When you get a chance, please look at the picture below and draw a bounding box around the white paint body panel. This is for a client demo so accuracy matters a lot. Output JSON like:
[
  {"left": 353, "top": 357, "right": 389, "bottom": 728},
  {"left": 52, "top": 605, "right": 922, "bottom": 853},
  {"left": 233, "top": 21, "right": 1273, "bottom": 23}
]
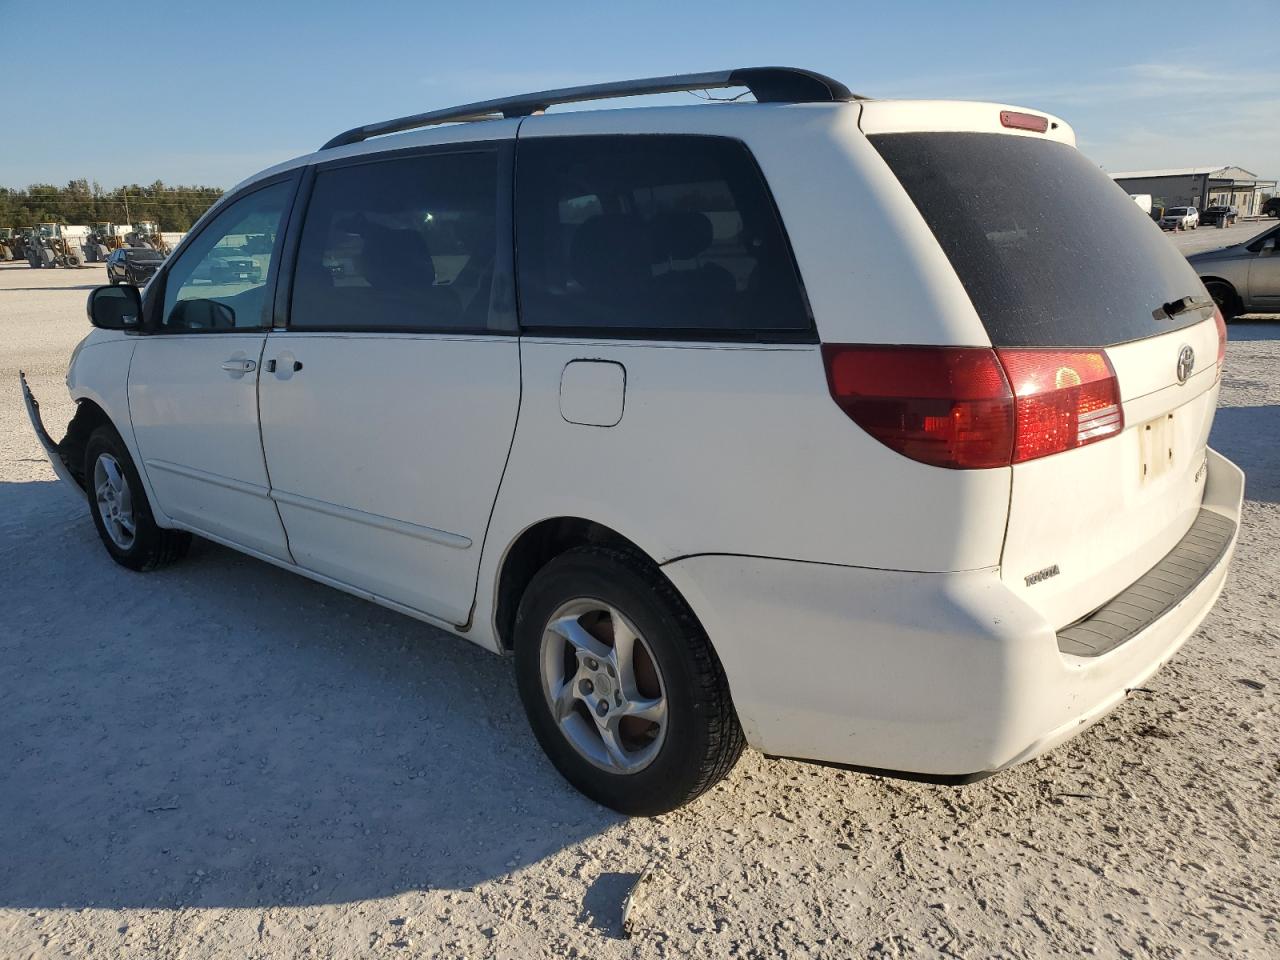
[
  {"left": 257, "top": 332, "right": 520, "bottom": 626},
  {"left": 664, "top": 449, "right": 1242, "bottom": 773},
  {"left": 1001, "top": 316, "right": 1222, "bottom": 628},
  {"left": 128, "top": 334, "right": 291, "bottom": 560},
  {"left": 483, "top": 338, "right": 1010, "bottom": 574}
]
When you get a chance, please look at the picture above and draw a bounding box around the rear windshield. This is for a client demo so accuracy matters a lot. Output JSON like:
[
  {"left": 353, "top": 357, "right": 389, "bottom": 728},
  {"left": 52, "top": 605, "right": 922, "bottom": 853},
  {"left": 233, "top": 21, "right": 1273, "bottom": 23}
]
[{"left": 869, "top": 132, "right": 1205, "bottom": 347}]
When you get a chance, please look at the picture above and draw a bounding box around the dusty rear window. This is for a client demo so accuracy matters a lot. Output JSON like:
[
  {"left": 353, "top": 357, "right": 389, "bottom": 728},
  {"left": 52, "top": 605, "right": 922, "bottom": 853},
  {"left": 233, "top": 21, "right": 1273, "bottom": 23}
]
[{"left": 870, "top": 132, "right": 1206, "bottom": 347}]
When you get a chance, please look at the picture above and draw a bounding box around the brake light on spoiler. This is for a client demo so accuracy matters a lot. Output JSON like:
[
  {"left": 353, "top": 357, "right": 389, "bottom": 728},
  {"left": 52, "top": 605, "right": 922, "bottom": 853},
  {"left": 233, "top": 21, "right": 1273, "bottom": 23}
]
[
  {"left": 822, "top": 345, "right": 1124, "bottom": 469},
  {"left": 1000, "top": 110, "right": 1049, "bottom": 133}
]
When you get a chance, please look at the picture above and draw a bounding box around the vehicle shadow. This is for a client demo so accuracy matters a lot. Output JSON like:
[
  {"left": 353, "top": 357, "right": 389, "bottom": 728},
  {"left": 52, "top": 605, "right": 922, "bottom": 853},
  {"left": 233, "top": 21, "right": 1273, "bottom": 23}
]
[
  {"left": 1210, "top": 404, "right": 1279, "bottom": 505},
  {"left": 0, "top": 480, "right": 620, "bottom": 910}
]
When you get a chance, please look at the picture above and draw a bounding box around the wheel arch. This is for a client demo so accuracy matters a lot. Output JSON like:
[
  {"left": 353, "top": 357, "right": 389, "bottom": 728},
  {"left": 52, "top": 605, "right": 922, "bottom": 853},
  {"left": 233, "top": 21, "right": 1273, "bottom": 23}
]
[
  {"left": 493, "top": 516, "right": 657, "bottom": 652},
  {"left": 58, "top": 397, "right": 117, "bottom": 491}
]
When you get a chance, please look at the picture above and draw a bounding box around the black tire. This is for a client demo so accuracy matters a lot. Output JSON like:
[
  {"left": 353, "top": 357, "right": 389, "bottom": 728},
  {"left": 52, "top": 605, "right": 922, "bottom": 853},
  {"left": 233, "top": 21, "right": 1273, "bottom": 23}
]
[
  {"left": 1204, "top": 280, "right": 1242, "bottom": 322},
  {"left": 513, "top": 546, "right": 744, "bottom": 815},
  {"left": 84, "top": 425, "right": 191, "bottom": 571}
]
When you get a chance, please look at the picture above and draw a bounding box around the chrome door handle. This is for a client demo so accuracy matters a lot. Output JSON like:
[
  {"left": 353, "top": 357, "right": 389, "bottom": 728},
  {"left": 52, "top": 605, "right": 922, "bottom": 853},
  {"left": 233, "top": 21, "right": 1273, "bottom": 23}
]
[{"left": 220, "top": 358, "right": 256, "bottom": 374}]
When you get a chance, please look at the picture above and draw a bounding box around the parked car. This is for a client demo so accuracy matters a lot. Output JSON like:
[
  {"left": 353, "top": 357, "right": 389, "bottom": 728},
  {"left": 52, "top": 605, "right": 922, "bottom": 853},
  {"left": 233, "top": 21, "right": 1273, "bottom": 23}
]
[
  {"left": 1159, "top": 206, "right": 1199, "bottom": 230},
  {"left": 1263, "top": 197, "right": 1279, "bottom": 218},
  {"left": 204, "top": 254, "right": 262, "bottom": 285},
  {"left": 1188, "top": 222, "right": 1280, "bottom": 319},
  {"left": 105, "top": 246, "right": 165, "bottom": 286},
  {"left": 22, "top": 67, "right": 1243, "bottom": 815},
  {"left": 1201, "top": 205, "right": 1238, "bottom": 227}
]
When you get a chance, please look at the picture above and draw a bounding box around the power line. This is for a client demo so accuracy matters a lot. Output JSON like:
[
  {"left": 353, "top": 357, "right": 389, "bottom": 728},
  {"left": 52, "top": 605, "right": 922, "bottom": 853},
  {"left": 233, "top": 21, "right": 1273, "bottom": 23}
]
[
  {"left": 2, "top": 193, "right": 224, "bottom": 201},
  {"left": 1, "top": 197, "right": 220, "bottom": 204}
]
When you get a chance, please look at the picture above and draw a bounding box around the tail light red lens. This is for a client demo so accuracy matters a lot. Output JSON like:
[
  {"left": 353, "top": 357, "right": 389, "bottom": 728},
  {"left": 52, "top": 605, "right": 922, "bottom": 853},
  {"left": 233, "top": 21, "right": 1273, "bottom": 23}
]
[
  {"left": 996, "top": 349, "right": 1123, "bottom": 463},
  {"left": 821, "top": 346, "right": 1013, "bottom": 468},
  {"left": 822, "top": 345, "right": 1124, "bottom": 469}
]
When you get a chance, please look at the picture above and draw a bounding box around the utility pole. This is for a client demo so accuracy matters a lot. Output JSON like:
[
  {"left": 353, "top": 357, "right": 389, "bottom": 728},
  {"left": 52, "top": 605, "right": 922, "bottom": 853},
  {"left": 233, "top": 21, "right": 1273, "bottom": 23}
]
[{"left": 122, "top": 190, "right": 131, "bottom": 224}]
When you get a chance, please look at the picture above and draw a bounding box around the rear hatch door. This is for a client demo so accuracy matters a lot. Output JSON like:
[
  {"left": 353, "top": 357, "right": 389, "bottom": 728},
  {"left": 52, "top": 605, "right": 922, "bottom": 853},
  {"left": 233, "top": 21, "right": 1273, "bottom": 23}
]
[{"left": 869, "top": 126, "right": 1221, "bottom": 629}]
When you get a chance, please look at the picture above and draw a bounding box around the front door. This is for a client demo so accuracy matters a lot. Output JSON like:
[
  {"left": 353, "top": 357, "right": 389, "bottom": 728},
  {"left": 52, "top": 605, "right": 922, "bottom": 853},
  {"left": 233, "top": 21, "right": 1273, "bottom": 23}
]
[
  {"left": 258, "top": 144, "right": 520, "bottom": 625},
  {"left": 1248, "top": 226, "right": 1280, "bottom": 308},
  {"left": 129, "top": 178, "right": 297, "bottom": 560}
]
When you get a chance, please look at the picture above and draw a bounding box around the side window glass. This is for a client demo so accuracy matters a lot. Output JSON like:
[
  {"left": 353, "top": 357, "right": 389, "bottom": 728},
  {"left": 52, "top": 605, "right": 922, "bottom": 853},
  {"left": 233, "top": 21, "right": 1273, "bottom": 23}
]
[
  {"left": 290, "top": 151, "right": 499, "bottom": 331},
  {"left": 515, "top": 135, "right": 810, "bottom": 337},
  {"left": 160, "top": 181, "right": 292, "bottom": 331}
]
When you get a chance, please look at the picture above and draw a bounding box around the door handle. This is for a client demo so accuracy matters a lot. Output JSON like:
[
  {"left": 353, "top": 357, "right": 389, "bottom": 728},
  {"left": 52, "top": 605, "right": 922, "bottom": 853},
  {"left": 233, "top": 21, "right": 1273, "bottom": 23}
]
[
  {"left": 220, "top": 358, "right": 256, "bottom": 374},
  {"left": 266, "top": 358, "right": 303, "bottom": 375}
]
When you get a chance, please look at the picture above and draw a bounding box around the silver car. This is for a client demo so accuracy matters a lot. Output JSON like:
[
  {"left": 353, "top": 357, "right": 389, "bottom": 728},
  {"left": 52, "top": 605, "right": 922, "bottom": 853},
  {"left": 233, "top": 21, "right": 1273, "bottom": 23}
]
[
  {"left": 1188, "top": 223, "right": 1280, "bottom": 319},
  {"left": 1159, "top": 206, "right": 1199, "bottom": 231}
]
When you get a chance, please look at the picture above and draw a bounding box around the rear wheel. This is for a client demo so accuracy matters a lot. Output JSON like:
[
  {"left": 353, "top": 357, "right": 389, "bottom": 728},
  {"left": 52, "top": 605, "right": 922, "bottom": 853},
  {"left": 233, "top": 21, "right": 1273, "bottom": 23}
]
[
  {"left": 1204, "top": 280, "right": 1242, "bottom": 322},
  {"left": 84, "top": 426, "right": 191, "bottom": 570},
  {"left": 513, "top": 546, "right": 744, "bottom": 815}
]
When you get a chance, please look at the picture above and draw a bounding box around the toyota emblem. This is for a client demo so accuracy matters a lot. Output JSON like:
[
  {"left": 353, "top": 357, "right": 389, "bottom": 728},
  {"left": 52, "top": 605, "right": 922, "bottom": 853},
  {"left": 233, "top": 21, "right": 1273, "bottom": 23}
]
[{"left": 1176, "top": 344, "right": 1195, "bottom": 384}]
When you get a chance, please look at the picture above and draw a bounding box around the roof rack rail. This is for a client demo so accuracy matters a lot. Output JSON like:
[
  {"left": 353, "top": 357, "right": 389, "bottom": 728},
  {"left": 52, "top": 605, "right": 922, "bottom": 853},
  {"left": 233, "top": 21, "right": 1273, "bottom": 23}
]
[{"left": 320, "top": 66, "right": 861, "bottom": 150}]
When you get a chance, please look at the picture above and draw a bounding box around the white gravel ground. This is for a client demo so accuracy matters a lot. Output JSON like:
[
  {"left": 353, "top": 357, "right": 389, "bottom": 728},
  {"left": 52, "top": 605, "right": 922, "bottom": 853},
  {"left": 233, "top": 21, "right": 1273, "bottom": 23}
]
[{"left": 1, "top": 245, "right": 1278, "bottom": 958}]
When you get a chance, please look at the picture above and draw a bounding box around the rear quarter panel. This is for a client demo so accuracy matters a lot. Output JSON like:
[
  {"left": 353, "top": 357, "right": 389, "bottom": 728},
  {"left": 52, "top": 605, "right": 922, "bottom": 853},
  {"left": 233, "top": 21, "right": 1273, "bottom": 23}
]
[{"left": 475, "top": 337, "right": 1013, "bottom": 649}]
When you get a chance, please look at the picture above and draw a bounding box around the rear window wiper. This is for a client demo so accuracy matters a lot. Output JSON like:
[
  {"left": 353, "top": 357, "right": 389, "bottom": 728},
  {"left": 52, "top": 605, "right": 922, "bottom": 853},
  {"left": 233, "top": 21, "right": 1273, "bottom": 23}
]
[{"left": 1154, "top": 295, "right": 1214, "bottom": 322}]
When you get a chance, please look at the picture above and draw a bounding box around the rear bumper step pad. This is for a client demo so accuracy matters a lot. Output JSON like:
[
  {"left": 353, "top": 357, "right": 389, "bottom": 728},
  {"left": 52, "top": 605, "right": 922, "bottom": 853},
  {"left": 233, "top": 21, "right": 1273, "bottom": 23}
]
[{"left": 1056, "top": 508, "right": 1236, "bottom": 658}]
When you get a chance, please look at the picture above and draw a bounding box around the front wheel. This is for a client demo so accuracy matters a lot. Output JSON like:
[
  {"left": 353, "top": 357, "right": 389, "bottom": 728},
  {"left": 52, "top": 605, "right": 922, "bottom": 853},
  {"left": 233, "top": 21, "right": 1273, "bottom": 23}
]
[
  {"left": 514, "top": 546, "right": 744, "bottom": 815},
  {"left": 84, "top": 426, "right": 191, "bottom": 570}
]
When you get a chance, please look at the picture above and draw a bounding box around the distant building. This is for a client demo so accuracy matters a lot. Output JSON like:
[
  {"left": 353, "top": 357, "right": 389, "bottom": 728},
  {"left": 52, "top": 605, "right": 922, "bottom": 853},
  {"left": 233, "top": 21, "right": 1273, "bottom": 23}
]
[{"left": 1109, "top": 165, "right": 1276, "bottom": 216}]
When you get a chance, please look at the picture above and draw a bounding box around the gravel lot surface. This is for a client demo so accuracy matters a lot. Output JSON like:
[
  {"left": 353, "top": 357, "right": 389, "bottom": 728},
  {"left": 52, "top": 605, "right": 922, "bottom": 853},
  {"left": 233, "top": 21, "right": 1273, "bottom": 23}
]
[{"left": 1, "top": 249, "right": 1277, "bottom": 959}]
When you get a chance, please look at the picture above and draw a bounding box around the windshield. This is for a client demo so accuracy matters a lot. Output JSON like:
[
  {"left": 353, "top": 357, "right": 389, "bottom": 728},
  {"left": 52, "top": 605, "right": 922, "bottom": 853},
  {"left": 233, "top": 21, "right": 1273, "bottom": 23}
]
[
  {"left": 870, "top": 132, "right": 1205, "bottom": 347},
  {"left": 125, "top": 249, "right": 163, "bottom": 261}
]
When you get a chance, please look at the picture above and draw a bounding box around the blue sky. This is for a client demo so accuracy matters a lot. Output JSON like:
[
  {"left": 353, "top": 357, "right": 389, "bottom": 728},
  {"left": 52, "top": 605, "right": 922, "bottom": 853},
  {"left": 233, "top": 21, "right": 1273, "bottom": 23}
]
[{"left": 2, "top": 0, "right": 1277, "bottom": 189}]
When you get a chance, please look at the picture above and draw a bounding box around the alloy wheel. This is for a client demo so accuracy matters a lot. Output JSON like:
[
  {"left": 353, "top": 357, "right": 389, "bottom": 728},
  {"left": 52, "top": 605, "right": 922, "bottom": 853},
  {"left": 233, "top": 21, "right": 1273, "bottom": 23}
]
[
  {"left": 93, "top": 453, "right": 136, "bottom": 550},
  {"left": 539, "top": 599, "right": 668, "bottom": 773}
]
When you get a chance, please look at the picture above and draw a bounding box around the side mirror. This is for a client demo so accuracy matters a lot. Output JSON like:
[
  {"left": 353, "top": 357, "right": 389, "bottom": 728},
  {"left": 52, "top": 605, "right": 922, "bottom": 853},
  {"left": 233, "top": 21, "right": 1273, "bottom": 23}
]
[{"left": 86, "top": 284, "right": 142, "bottom": 330}]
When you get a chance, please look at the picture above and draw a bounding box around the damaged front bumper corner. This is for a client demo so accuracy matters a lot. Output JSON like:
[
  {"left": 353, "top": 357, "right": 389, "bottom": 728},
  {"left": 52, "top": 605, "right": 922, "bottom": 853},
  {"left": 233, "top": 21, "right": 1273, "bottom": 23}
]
[{"left": 19, "top": 371, "right": 83, "bottom": 500}]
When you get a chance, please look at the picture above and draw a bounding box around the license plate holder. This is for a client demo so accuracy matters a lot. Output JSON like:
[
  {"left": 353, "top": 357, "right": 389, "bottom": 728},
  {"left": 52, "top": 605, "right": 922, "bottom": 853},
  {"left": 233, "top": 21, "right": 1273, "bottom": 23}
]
[{"left": 1139, "top": 411, "right": 1175, "bottom": 483}]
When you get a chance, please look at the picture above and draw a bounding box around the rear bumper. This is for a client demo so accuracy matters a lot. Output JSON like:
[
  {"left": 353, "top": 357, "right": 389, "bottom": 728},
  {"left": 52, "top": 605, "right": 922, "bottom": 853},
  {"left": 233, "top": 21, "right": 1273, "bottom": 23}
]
[{"left": 662, "top": 448, "right": 1244, "bottom": 778}]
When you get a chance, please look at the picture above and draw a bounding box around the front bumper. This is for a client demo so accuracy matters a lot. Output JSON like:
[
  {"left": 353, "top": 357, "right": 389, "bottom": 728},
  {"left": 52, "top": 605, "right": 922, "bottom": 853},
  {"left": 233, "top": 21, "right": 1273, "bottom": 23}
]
[
  {"left": 662, "top": 448, "right": 1245, "bottom": 779},
  {"left": 19, "top": 372, "right": 82, "bottom": 500}
]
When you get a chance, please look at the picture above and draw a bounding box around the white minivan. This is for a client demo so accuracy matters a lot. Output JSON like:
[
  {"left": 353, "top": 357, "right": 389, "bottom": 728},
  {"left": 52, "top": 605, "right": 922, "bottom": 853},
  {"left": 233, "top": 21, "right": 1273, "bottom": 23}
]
[{"left": 23, "top": 68, "right": 1244, "bottom": 814}]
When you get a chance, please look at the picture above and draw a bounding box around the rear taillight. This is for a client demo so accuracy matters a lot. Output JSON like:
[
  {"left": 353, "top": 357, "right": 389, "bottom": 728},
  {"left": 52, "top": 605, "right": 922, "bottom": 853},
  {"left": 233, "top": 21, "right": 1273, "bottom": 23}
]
[
  {"left": 822, "top": 345, "right": 1123, "bottom": 469},
  {"left": 1214, "top": 306, "right": 1227, "bottom": 371},
  {"left": 996, "top": 349, "right": 1123, "bottom": 463}
]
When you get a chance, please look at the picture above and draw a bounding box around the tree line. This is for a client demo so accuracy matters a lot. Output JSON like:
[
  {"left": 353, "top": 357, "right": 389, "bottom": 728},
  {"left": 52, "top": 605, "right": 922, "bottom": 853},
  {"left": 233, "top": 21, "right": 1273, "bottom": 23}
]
[{"left": 1, "top": 179, "right": 224, "bottom": 232}]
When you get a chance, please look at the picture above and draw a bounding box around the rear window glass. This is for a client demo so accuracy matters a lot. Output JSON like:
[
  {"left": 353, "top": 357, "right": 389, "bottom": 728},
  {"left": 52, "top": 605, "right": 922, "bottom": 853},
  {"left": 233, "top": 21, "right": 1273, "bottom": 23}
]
[
  {"left": 870, "top": 132, "right": 1206, "bottom": 347},
  {"left": 515, "top": 135, "right": 811, "bottom": 339}
]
